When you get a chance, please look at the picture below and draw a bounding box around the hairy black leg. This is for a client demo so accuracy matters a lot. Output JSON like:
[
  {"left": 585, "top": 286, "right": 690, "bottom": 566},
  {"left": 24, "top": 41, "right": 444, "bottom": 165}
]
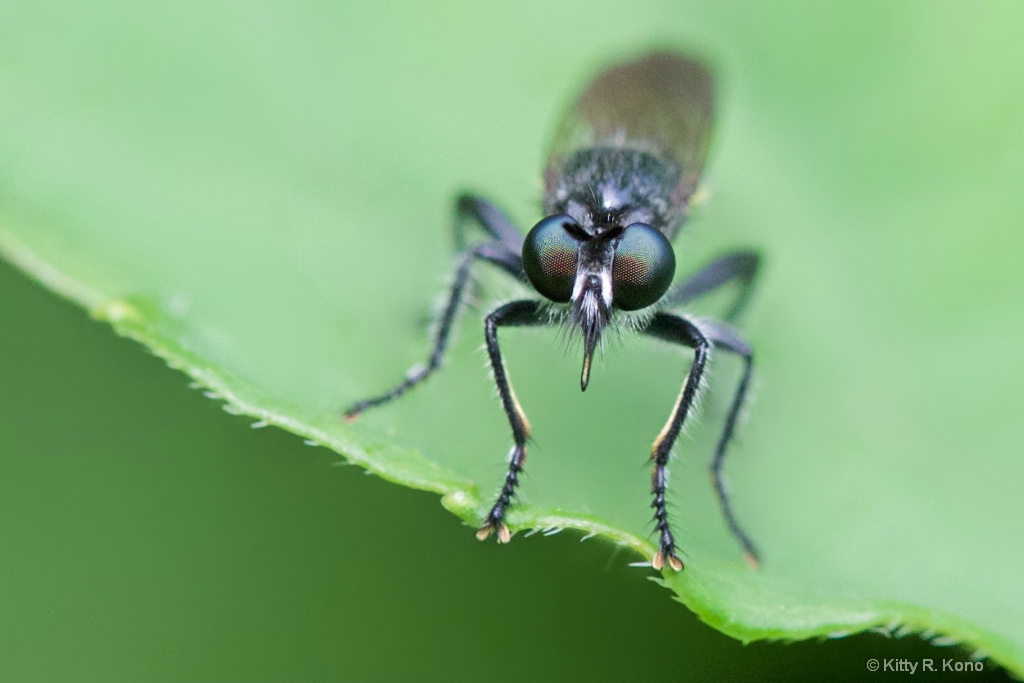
[
  {"left": 343, "top": 194, "right": 523, "bottom": 420},
  {"left": 343, "top": 241, "right": 521, "bottom": 420},
  {"left": 476, "top": 299, "right": 549, "bottom": 543},
  {"left": 642, "top": 313, "right": 710, "bottom": 571},
  {"left": 454, "top": 194, "right": 525, "bottom": 252},
  {"left": 698, "top": 318, "right": 759, "bottom": 567},
  {"left": 667, "top": 250, "right": 760, "bottom": 322}
]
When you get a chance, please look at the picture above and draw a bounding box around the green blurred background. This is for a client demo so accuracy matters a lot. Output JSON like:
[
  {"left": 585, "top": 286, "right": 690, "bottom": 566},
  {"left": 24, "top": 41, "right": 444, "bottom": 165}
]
[{"left": 1, "top": 0, "right": 1022, "bottom": 680}]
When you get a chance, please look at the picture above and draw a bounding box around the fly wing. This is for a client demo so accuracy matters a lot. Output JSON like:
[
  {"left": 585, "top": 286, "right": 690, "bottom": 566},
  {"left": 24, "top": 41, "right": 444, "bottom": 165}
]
[{"left": 544, "top": 53, "right": 715, "bottom": 216}]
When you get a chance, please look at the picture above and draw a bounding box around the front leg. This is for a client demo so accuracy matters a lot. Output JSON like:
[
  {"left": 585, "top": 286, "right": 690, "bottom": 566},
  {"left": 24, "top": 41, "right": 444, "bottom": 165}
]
[
  {"left": 643, "top": 312, "right": 711, "bottom": 571},
  {"left": 475, "top": 299, "right": 550, "bottom": 543}
]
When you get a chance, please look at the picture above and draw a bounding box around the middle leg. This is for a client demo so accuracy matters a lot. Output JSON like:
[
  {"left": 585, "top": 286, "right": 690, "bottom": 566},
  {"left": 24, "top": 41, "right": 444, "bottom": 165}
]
[
  {"left": 343, "top": 241, "right": 520, "bottom": 419},
  {"left": 698, "top": 318, "right": 759, "bottom": 567},
  {"left": 666, "top": 250, "right": 760, "bottom": 322}
]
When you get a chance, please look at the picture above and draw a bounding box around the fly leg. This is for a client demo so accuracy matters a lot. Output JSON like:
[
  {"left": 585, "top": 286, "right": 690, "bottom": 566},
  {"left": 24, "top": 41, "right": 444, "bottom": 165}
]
[
  {"left": 697, "top": 318, "right": 759, "bottom": 567},
  {"left": 642, "top": 313, "right": 710, "bottom": 571},
  {"left": 667, "top": 250, "right": 760, "bottom": 322},
  {"left": 476, "top": 299, "right": 550, "bottom": 543},
  {"left": 344, "top": 196, "right": 523, "bottom": 419},
  {"left": 643, "top": 312, "right": 760, "bottom": 569}
]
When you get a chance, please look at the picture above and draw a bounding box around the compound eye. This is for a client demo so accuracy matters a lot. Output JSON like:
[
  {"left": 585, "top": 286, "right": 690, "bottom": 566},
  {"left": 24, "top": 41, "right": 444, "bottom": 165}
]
[
  {"left": 523, "top": 215, "right": 582, "bottom": 302},
  {"left": 612, "top": 223, "right": 675, "bottom": 310}
]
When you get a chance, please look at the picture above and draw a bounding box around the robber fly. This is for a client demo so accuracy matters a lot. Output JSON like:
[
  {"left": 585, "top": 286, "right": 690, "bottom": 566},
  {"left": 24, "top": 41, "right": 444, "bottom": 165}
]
[{"left": 345, "top": 53, "right": 761, "bottom": 572}]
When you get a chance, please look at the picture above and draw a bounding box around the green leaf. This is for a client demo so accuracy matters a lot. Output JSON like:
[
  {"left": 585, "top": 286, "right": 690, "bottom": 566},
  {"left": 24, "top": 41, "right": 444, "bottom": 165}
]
[{"left": 2, "top": 0, "right": 1021, "bottom": 676}]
